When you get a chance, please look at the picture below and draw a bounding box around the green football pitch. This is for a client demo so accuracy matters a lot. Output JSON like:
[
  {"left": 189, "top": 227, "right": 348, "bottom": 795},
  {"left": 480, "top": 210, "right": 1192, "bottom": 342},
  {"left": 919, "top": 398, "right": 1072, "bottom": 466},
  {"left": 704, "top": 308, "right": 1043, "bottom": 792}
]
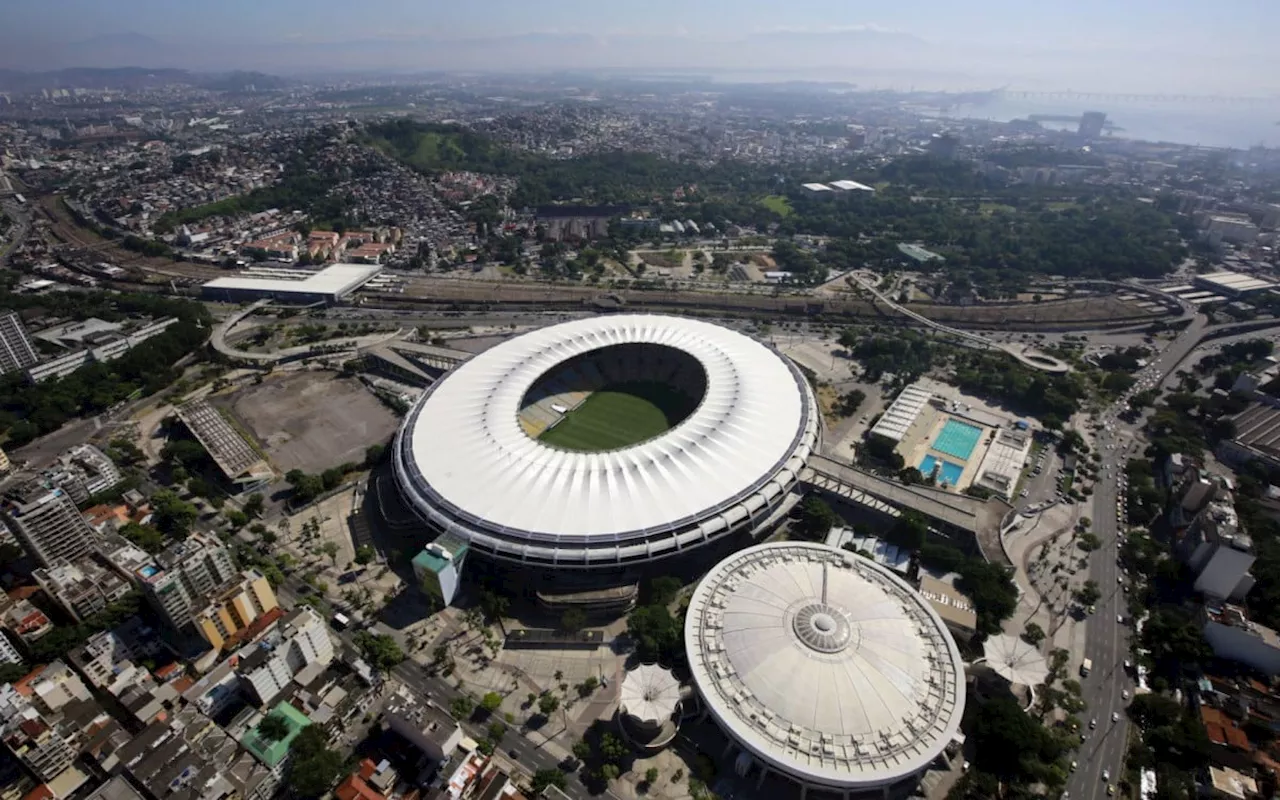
[{"left": 538, "top": 381, "right": 700, "bottom": 452}]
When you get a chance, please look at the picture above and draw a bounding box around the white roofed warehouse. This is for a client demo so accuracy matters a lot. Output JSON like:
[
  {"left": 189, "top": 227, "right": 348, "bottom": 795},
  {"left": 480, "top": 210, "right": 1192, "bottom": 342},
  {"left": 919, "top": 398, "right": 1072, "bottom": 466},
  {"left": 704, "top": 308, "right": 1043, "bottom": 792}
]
[
  {"left": 685, "top": 541, "right": 966, "bottom": 796},
  {"left": 390, "top": 315, "right": 820, "bottom": 581},
  {"left": 201, "top": 263, "right": 382, "bottom": 304}
]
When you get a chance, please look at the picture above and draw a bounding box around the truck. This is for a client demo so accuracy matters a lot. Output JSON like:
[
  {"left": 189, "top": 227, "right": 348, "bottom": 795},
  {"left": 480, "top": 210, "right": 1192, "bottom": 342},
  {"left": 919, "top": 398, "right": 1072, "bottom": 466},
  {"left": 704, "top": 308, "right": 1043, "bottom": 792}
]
[
  {"left": 332, "top": 612, "right": 351, "bottom": 630},
  {"left": 1080, "top": 658, "right": 1093, "bottom": 677}
]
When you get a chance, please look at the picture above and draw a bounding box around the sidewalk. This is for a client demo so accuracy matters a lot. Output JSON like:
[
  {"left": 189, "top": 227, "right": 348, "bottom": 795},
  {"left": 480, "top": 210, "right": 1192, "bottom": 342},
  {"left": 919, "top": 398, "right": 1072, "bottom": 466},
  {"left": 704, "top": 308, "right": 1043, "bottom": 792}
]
[{"left": 1001, "top": 501, "right": 1090, "bottom": 665}]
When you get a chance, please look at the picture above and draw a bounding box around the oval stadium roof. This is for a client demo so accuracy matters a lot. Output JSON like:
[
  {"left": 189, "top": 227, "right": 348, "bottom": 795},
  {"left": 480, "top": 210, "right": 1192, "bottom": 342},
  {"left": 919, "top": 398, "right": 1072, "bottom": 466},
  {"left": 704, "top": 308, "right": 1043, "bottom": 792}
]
[
  {"left": 685, "top": 542, "right": 966, "bottom": 791},
  {"left": 392, "top": 314, "right": 818, "bottom": 567}
]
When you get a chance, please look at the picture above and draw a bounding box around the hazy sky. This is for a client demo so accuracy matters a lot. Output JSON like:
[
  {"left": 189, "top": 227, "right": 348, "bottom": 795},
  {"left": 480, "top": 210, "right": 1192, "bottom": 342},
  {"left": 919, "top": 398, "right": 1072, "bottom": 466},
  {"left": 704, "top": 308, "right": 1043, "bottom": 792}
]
[{"left": 3, "top": 0, "right": 1280, "bottom": 94}]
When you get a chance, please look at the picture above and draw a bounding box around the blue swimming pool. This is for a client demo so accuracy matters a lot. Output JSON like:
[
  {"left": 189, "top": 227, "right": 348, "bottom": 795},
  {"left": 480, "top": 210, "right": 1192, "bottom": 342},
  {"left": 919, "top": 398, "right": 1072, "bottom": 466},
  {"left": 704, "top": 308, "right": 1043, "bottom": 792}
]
[
  {"left": 920, "top": 455, "right": 965, "bottom": 486},
  {"left": 932, "top": 419, "right": 983, "bottom": 461}
]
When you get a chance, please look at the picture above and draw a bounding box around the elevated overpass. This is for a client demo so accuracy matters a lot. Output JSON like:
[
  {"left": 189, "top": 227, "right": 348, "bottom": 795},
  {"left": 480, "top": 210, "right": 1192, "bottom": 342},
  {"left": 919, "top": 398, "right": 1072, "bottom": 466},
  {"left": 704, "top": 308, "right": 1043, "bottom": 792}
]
[
  {"left": 848, "top": 275, "right": 1071, "bottom": 373},
  {"left": 804, "top": 455, "right": 1014, "bottom": 566}
]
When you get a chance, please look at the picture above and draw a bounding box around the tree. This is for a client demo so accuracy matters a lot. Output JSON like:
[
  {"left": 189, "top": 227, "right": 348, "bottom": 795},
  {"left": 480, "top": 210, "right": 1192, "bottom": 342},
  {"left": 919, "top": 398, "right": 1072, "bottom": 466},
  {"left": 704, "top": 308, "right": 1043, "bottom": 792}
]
[
  {"left": 321, "top": 541, "right": 340, "bottom": 565},
  {"left": 450, "top": 696, "right": 476, "bottom": 720},
  {"left": 890, "top": 510, "right": 928, "bottom": 551},
  {"left": 353, "top": 632, "right": 404, "bottom": 671},
  {"left": 795, "top": 494, "right": 839, "bottom": 539},
  {"left": 364, "top": 444, "right": 385, "bottom": 467},
  {"left": 530, "top": 769, "right": 568, "bottom": 795},
  {"left": 644, "top": 576, "right": 682, "bottom": 606},
  {"left": 1075, "top": 580, "right": 1102, "bottom": 607},
  {"left": 288, "top": 471, "right": 325, "bottom": 504},
  {"left": 572, "top": 740, "right": 592, "bottom": 762},
  {"left": 644, "top": 767, "right": 659, "bottom": 785},
  {"left": 538, "top": 693, "right": 560, "bottom": 715},
  {"left": 107, "top": 438, "right": 145, "bottom": 466},
  {"left": 479, "top": 590, "right": 510, "bottom": 624},
  {"left": 243, "top": 492, "right": 265, "bottom": 518},
  {"left": 1022, "top": 622, "right": 1045, "bottom": 646},
  {"left": 481, "top": 692, "right": 503, "bottom": 713},
  {"left": 354, "top": 545, "right": 376, "bottom": 565},
  {"left": 119, "top": 521, "right": 167, "bottom": 553},
  {"left": 577, "top": 676, "right": 599, "bottom": 698},
  {"left": 151, "top": 490, "right": 198, "bottom": 535},
  {"left": 161, "top": 438, "right": 208, "bottom": 467},
  {"left": 287, "top": 726, "right": 344, "bottom": 799},
  {"left": 257, "top": 713, "right": 291, "bottom": 742},
  {"left": 561, "top": 608, "right": 588, "bottom": 632},
  {"left": 970, "top": 695, "right": 1064, "bottom": 782},
  {"left": 599, "top": 732, "right": 627, "bottom": 763},
  {"left": 626, "top": 604, "right": 682, "bottom": 662}
]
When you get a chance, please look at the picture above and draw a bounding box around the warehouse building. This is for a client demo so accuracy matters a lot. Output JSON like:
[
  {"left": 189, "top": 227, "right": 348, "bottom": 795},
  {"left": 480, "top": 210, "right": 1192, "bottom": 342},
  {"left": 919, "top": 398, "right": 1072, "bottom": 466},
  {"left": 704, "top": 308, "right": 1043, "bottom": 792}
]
[
  {"left": 201, "top": 263, "right": 383, "bottom": 304},
  {"left": 1194, "top": 270, "right": 1278, "bottom": 299}
]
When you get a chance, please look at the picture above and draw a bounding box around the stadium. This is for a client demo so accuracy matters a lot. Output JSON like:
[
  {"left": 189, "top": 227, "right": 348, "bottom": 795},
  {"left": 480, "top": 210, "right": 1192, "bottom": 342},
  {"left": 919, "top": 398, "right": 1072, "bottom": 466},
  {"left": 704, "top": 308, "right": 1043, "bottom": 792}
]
[
  {"left": 685, "top": 541, "right": 966, "bottom": 798},
  {"left": 390, "top": 314, "right": 820, "bottom": 580}
]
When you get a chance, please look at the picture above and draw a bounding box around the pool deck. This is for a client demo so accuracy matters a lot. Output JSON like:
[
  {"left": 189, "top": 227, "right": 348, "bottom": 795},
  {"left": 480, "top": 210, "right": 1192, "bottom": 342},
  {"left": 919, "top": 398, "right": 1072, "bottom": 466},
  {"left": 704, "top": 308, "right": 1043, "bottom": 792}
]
[{"left": 899, "top": 409, "right": 995, "bottom": 493}]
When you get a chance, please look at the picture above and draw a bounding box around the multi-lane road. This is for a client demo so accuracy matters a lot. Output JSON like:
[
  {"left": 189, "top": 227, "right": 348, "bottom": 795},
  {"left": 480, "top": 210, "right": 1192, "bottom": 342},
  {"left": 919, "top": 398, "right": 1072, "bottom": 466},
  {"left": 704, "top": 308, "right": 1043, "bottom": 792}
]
[{"left": 1064, "top": 314, "right": 1209, "bottom": 800}]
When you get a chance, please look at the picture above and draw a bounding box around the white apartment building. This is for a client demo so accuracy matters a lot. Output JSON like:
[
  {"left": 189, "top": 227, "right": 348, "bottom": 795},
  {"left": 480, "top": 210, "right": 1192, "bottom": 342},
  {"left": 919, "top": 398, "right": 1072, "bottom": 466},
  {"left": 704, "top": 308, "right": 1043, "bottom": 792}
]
[{"left": 238, "top": 608, "right": 334, "bottom": 706}]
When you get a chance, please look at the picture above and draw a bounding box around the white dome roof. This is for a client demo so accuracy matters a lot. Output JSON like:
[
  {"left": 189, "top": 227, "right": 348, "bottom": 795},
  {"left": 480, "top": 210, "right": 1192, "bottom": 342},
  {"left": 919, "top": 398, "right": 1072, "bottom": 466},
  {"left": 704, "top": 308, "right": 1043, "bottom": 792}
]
[
  {"left": 619, "top": 664, "right": 682, "bottom": 724},
  {"left": 686, "top": 542, "right": 966, "bottom": 791},
  {"left": 392, "top": 314, "right": 818, "bottom": 567}
]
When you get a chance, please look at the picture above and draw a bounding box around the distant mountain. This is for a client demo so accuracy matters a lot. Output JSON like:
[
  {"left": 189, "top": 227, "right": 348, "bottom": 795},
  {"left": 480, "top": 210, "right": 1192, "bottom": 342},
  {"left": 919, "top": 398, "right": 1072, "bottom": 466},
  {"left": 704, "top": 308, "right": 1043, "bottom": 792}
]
[{"left": 0, "top": 66, "right": 288, "bottom": 93}]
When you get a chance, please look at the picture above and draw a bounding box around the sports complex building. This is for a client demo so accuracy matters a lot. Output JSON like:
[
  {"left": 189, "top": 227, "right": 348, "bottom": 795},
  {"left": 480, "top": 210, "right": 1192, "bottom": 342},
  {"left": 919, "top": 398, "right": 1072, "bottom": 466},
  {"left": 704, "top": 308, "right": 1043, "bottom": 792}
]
[
  {"left": 390, "top": 315, "right": 820, "bottom": 585},
  {"left": 868, "top": 379, "right": 1033, "bottom": 501},
  {"left": 685, "top": 541, "right": 966, "bottom": 798}
]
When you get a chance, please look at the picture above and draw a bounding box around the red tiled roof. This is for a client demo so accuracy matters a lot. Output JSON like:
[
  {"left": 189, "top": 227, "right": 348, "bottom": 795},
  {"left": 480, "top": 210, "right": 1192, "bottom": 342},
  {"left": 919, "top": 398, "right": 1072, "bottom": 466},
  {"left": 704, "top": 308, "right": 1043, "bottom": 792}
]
[
  {"left": 335, "top": 775, "right": 384, "bottom": 800},
  {"left": 22, "top": 784, "right": 54, "bottom": 800}
]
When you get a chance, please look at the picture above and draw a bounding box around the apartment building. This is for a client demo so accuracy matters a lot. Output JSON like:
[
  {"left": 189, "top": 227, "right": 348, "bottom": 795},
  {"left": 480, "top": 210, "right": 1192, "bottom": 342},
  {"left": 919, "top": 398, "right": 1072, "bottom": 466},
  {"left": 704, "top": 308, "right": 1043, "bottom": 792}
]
[
  {"left": 33, "top": 555, "right": 132, "bottom": 622},
  {"left": 1, "top": 482, "right": 98, "bottom": 568},
  {"left": 142, "top": 532, "right": 239, "bottom": 633},
  {"left": 193, "top": 570, "right": 279, "bottom": 651},
  {"left": 41, "top": 444, "right": 122, "bottom": 505},
  {"left": 0, "top": 311, "right": 38, "bottom": 376},
  {"left": 238, "top": 607, "right": 335, "bottom": 706}
]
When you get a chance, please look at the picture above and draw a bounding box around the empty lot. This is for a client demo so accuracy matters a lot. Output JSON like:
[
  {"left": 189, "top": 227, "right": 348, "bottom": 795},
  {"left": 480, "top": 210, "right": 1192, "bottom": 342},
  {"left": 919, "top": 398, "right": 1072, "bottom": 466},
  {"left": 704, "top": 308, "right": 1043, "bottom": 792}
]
[{"left": 221, "top": 372, "right": 399, "bottom": 474}]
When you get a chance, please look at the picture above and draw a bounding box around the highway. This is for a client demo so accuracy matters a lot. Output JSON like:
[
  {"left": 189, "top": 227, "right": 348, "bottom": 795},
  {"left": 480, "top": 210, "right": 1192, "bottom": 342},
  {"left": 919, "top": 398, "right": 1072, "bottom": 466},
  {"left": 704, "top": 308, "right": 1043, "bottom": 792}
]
[{"left": 1064, "top": 313, "right": 1208, "bottom": 800}]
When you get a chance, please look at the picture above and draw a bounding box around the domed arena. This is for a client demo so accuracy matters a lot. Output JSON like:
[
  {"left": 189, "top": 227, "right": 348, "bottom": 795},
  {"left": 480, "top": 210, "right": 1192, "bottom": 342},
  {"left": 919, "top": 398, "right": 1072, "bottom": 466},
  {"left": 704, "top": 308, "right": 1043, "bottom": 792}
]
[{"left": 390, "top": 314, "right": 820, "bottom": 572}]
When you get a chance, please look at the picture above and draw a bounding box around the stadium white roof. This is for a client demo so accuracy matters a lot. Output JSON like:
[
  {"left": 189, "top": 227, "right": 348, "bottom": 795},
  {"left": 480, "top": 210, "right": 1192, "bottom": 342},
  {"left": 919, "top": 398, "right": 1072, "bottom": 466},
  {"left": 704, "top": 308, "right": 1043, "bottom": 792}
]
[
  {"left": 802, "top": 183, "right": 834, "bottom": 192},
  {"left": 393, "top": 315, "right": 818, "bottom": 566},
  {"left": 619, "top": 664, "right": 682, "bottom": 724},
  {"left": 686, "top": 542, "right": 965, "bottom": 791},
  {"left": 201, "top": 263, "right": 383, "bottom": 298},
  {"left": 869, "top": 384, "right": 935, "bottom": 442}
]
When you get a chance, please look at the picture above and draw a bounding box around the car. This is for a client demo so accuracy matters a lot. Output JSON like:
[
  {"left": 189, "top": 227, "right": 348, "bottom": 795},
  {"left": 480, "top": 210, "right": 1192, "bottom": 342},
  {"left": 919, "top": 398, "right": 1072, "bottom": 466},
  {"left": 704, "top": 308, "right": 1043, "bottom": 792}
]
[
  {"left": 1090, "top": 717, "right": 1097, "bottom": 729},
  {"left": 1020, "top": 489, "right": 1029, "bottom": 498},
  {"left": 1122, "top": 690, "right": 1129, "bottom": 700},
  {"left": 1112, "top": 711, "right": 1119, "bottom": 723},
  {"left": 1102, "top": 769, "right": 1110, "bottom": 782},
  {"left": 1117, "top": 614, "right": 1124, "bottom": 624},
  {"left": 1108, "top": 785, "right": 1115, "bottom": 796},
  {"left": 508, "top": 749, "right": 520, "bottom": 760},
  {"left": 1124, "top": 659, "right": 1132, "bottom": 670},
  {"left": 1088, "top": 605, "right": 1096, "bottom": 614},
  {"left": 1070, "top": 760, "right": 1078, "bottom": 772}
]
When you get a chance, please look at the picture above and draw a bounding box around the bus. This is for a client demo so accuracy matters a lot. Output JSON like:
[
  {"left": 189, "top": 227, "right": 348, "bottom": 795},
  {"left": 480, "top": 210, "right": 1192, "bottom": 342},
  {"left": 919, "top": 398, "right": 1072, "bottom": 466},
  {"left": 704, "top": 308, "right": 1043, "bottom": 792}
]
[{"left": 1080, "top": 658, "right": 1092, "bottom": 677}]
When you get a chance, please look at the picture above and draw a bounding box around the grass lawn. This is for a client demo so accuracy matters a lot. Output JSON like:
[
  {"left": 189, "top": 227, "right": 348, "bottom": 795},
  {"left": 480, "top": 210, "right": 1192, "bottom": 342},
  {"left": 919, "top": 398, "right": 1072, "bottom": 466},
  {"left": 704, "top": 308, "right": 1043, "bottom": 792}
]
[
  {"left": 759, "top": 195, "right": 794, "bottom": 217},
  {"left": 539, "top": 382, "right": 699, "bottom": 452}
]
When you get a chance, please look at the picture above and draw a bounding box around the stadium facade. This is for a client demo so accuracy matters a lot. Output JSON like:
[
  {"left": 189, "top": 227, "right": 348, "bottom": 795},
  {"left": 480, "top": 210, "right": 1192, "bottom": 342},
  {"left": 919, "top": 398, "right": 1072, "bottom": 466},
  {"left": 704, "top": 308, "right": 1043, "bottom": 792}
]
[
  {"left": 685, "top": 541, "right": 966, "bottom": 798},
  {"left": 390, "top": 314, "right": 820, "bottom": 585}
]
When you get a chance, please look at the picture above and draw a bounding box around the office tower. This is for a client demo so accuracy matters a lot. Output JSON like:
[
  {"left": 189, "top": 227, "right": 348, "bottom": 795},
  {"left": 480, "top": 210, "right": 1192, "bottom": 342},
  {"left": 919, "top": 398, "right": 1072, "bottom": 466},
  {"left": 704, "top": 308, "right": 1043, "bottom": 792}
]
[
  {"left": 1, "top": 483, "right": 97, "bottom": 568},
  {"left": 1078, "top": 111, "right": 1107, "bottom": 139},
  {"left": 0, "top": 312, "right": 38, "bottom": 376}
]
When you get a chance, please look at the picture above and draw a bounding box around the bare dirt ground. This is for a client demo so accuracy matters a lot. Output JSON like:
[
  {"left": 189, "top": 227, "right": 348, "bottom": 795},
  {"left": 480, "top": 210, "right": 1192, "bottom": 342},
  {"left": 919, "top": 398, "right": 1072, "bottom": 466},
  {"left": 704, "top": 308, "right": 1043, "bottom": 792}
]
[{"left": 219, "top": 371, "right": 399, "bottom": 474}]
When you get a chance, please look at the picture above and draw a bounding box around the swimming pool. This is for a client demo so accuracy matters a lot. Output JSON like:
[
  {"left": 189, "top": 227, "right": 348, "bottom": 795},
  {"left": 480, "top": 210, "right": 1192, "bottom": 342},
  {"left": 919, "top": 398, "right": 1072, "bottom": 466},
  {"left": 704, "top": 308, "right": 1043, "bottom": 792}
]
[
  {"left": 920, "top": 455, "right": 965, "bottom": 486},
  {"left": 932, "top": 419, "right": 983, "bottom": 461}
]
